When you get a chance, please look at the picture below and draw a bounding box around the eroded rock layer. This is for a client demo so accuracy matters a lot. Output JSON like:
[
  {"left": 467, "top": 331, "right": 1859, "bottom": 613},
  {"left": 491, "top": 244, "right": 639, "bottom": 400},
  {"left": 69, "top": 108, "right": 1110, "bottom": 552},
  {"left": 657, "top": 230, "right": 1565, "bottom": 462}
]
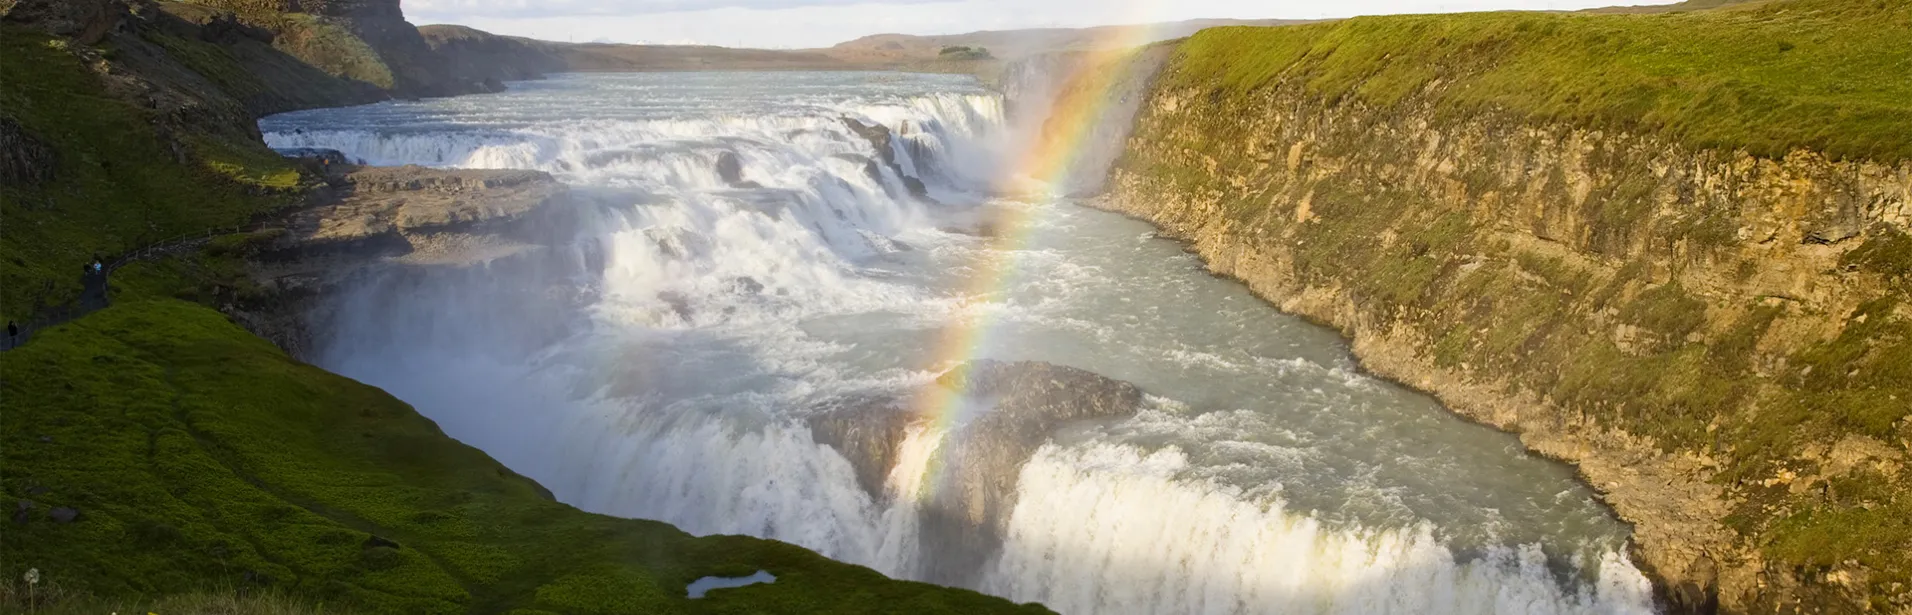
[{"left": 1100, "top": 63, "right": 1911, "bottom": 613}]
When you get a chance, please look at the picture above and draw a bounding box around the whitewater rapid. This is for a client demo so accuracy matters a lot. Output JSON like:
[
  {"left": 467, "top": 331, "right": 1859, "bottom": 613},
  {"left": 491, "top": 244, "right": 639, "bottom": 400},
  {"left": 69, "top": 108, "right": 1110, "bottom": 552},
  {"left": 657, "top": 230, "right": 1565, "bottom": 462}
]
[{"left": 261, "top": 72, "right": 1659, "bottom": 614}]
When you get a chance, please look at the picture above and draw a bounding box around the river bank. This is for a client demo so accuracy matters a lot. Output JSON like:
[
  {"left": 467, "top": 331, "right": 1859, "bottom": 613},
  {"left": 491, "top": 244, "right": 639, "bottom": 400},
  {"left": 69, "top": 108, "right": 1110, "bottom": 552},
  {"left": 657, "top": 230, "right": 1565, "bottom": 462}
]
[{"left": 1093, "top": 3, "right": 1912, "bottom": 610}]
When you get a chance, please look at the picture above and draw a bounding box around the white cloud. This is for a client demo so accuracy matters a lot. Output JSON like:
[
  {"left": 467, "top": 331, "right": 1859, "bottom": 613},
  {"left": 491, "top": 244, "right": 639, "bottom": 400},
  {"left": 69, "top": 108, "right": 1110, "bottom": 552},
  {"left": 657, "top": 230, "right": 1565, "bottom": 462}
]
[{"left": 413, "top": 0, "right": 1680, "bottom": 49}]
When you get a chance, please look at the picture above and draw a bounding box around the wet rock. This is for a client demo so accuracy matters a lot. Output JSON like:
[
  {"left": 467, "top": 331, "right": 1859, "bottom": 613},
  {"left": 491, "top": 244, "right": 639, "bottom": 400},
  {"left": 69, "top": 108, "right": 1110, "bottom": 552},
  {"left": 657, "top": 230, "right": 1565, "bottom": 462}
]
[
  {"left": 807, "top": 360, "right": 1144, "bottom": 586},
  {"left": 50, "top": 506, "right": 79, "bottom": 523},
  {"left": 658, "top": 291, "right": 695, "bottom": 322},
  {"left": 716, "top": 151, "right": 747, "bottom": 186},
  {"left": 928, "top": 361, "right": 1143, "bottom": 584},
  {"left": 939, "top": 222, "right": 1001, "bottom": 238},
  {"left": 809, "top": 398, "right": 916, "bottom": 497},
  {"left": 730, "top": 277, "right": 765, "bottom": 295},
  {"left": 842, "top": 117, "right": 932, "bottom": 200}
]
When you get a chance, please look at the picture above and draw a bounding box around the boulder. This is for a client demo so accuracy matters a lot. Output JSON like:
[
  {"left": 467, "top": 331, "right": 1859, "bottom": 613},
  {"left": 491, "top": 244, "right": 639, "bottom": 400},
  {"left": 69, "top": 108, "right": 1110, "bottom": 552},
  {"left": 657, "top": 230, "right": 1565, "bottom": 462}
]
[
  {"left": 807, "top": 360, "right": 1144, "bottom": 585},
  {"left": 715, "top": 151, "right": 744, "bottom": 184},
  {"left": 12, "top": 500, "right": 32, "bottom": 525},
  {"left": 808, "top": 397, "right": 916, "bottom": 497},
  {"left": 50, "top": 506, "right": 79, "bottom": 523},
  {"left": 715, "top": 152, "right": 765, "bottom": 189},
  {"left": 916, "top": 360, "right": 1141, "bottom": 583}
]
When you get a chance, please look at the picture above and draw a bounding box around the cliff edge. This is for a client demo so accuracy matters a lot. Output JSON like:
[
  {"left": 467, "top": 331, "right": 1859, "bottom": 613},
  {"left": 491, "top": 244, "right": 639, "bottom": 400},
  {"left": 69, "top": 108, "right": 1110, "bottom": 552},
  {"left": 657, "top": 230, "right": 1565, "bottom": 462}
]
[{"left": 1099, "top": 0, "right": 1910, "bottom": 611}]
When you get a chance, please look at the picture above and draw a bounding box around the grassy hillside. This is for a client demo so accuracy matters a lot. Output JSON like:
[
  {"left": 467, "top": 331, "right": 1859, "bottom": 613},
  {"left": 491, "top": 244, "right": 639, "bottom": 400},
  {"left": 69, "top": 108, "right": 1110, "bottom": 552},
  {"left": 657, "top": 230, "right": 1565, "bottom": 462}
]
[
  {"left": 176, "top": 0, "right": 402, "bottom": 90},
  {"left": 0, "top": 25, "right": 303, "bottom": 323},
  {"left": 1, "top": 299, "right": 1049, "bottom": 614},
  {"left": 1, "top": 10, "right": 1044, "bottom": 614},
  {"left": 1171, "top": 0, "right": 1912, "bottom": 161}
]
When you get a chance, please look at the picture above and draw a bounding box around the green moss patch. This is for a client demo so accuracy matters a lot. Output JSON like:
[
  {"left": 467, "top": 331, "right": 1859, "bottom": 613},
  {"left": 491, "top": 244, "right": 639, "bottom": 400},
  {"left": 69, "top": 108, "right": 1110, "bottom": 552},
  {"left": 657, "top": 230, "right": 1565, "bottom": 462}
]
[{"left": 1170, "top": 0, "right": 1912, "bottom": 161}]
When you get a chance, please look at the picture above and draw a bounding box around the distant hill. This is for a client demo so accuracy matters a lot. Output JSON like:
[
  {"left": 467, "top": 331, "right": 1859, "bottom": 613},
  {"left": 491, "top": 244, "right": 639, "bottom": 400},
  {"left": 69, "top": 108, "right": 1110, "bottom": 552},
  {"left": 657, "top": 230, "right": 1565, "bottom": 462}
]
[
  {"left": 558, "top": 42, "right": 855, "bottom": 72},
  {"left": 413, "top": 18, "right": 1322, "bottom": 75},
  {"left": 1583, "top": 0, "right": 1772, "bottom": 13},
  {"left": 822, "top": 18, "right": 1319, "bottom": 63}
]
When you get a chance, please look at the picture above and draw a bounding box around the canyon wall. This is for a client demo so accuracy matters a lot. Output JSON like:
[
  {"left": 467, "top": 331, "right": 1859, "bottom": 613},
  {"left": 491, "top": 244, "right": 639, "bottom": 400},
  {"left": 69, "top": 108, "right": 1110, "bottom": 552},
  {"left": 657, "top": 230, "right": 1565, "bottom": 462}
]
[
  {"left": 1094, "top": 9, "right": 1912, "bottom": 614},
  {"left": 178, "top": 0, "right": 483, "bottom": 97}
]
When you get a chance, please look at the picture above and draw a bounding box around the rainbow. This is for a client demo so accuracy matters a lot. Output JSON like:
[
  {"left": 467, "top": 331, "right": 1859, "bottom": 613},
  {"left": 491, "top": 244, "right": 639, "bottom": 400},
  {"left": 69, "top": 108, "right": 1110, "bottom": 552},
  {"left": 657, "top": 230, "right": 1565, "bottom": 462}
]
[{"left": 906, "top": 22, "right": 1169, "bottom": 451}]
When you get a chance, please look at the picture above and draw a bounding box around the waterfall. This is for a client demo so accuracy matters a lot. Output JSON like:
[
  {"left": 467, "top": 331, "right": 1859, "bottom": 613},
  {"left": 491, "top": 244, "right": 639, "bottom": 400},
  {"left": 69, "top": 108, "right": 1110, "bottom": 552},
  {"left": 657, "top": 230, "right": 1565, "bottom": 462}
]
[{"left": 262, "top": 72, "right": 1659, "bottom": 615}]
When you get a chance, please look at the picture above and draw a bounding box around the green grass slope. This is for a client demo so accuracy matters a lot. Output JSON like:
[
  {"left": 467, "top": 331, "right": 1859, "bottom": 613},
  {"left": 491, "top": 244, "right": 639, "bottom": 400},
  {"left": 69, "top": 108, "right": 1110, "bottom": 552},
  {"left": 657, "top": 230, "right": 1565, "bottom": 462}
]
[
  {"left": 0, "top": 25, "right": 303, "bottom": 323},
  {"left": 1172, "top": 0, "right": 1912, "bottom": 161},
  {"left": 1, "top": 299, "right": 1048, "bottom": 614},
  {"left": 1, "top": 13, "right": 1044, "bottom": 614}
]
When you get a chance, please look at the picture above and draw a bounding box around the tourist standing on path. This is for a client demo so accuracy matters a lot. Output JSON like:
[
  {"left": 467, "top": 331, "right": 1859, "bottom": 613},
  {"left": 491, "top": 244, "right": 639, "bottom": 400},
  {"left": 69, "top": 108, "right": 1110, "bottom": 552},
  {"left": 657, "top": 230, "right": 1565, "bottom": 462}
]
[{"left": 81, "top": 254, "right": 111, "bottom": 311}]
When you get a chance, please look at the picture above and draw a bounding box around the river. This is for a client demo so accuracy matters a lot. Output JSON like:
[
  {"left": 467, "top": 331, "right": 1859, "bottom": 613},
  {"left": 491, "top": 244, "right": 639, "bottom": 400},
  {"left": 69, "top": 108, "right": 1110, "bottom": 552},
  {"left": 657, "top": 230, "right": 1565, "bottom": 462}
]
[{"left": 260, "top": 71, "right": 1658, "bottom": 614}]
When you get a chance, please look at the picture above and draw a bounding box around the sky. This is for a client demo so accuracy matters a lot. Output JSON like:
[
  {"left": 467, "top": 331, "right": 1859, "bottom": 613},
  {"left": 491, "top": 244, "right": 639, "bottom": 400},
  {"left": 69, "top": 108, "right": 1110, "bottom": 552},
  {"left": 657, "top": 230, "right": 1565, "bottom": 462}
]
[{"left": 406, "top": 0, "right": 1679, "bottom": 48}]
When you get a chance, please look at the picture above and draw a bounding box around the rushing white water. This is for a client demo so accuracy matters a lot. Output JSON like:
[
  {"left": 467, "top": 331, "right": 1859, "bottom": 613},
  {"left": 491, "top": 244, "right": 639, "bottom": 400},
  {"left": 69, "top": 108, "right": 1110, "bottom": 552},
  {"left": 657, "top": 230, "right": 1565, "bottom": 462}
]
[{"left": 261, "top": 72, "right": 1659, "bottom": 614}]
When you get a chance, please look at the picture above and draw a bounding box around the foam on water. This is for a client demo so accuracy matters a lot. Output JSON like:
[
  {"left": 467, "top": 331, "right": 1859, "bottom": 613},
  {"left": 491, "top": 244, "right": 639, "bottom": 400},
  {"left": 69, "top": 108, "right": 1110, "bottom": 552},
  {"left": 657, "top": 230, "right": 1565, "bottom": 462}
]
[{"left": 268, "top": 72, "right": 1658, "bottom": 614}]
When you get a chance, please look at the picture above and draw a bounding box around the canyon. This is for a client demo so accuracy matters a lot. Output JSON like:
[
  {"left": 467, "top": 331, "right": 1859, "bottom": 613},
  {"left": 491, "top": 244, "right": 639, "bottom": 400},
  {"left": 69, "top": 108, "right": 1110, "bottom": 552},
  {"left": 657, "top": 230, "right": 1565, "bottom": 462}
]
[{"left": 4, "top": 0, "right": 1908, "bottom": 613}]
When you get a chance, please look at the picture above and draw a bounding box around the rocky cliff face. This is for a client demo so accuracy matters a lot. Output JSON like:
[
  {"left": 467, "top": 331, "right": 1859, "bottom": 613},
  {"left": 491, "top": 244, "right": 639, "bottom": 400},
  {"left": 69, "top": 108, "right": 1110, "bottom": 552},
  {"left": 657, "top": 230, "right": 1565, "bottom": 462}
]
[
  {"left": 238, "top": 163, "right": 576, "bottom": 357},
  {"left": 1100, "top": 70, "right": 1912, "bottom": 612},
  {"left": 180, "top": 0, "right": 495, "bottom": 98}
]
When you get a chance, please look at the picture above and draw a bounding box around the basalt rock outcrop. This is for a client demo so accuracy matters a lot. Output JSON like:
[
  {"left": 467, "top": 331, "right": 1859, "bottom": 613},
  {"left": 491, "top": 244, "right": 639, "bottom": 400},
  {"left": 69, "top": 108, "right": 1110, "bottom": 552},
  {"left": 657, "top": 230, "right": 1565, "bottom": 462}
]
[
  {"left": 266, "top": 165, "right": 571, "bottom": 265},
  {"left": 239, "top": 165, "right": 575, "bottom": 356},
  {"left": 809, "top": 360, "right": 1143, "bottom": 585}
]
